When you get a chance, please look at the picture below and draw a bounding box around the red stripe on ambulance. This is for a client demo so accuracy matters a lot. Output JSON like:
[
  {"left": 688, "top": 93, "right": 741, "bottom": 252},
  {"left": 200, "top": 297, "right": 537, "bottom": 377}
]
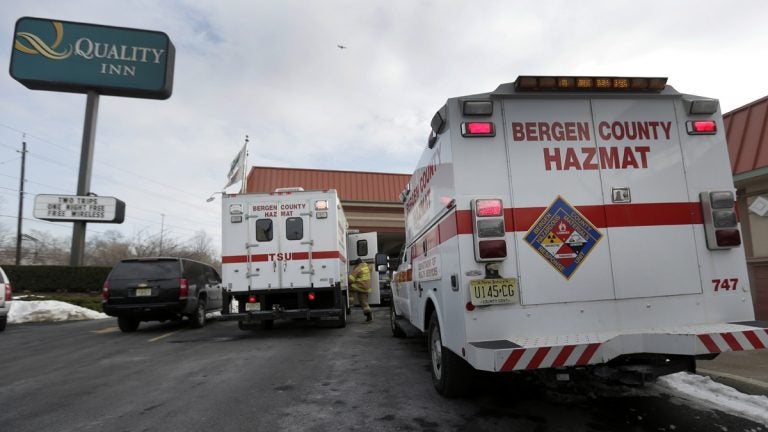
[
  {"left": 222, "top": 251, "right": 344, "bottom": 264},
  {"left": 412, "top": 203, "right": 704, "bottom": 259},
  {"left": 698, "top": 330, "right": 768, "bottom": 353},
  {"left": 500, "top": 343, "right": 602, "bottom": 371}
]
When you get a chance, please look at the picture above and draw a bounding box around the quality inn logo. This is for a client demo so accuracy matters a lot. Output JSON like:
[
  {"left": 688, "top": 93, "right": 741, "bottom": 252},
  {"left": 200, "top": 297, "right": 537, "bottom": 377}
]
[
  {"left": 15, "top": 21, "right": 73, "bottom": 60},
  {"left": 13, "top": 19, "right": 168, "bottom": 78},
  {"left": 10, "top": 17, "right": 174, "bottom": 99}
]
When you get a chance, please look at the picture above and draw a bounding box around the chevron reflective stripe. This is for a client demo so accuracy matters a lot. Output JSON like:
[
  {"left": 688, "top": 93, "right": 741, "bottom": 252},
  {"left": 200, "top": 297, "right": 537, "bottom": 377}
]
[
  {"left": 500, "top": 343, "right": 601, "bottom": 371},
  {"left": 698, "top": 329, "right": 768, "bottom": 353}
]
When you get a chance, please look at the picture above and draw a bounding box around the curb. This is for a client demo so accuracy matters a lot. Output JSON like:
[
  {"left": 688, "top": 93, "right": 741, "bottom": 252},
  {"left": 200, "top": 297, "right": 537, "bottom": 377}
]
[{"left": 697, "top": 367, "right": 768, "bottom": 396}]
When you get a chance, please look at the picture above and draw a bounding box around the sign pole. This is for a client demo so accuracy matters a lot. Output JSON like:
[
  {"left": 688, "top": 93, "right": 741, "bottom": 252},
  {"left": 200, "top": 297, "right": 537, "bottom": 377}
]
[{"left": 70, "top": 90, "right": 99, "bottom": 267}]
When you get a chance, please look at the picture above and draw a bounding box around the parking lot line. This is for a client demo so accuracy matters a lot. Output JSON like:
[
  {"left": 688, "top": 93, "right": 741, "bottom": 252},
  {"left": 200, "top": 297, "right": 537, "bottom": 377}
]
[{"left": 148, "top": 330, "right": 182, "bottom": 342}]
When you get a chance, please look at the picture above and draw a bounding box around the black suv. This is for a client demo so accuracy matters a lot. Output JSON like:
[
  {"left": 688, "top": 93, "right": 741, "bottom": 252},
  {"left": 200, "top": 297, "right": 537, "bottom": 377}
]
[{"left": 102, "top": 257, "right": 223, "bottom": 332}]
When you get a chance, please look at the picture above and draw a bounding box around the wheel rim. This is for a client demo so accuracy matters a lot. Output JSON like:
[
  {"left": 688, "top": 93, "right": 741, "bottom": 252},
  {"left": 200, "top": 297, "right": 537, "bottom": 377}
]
[{"left": 430, "top": 323, "right": 443, "bottom": 380}]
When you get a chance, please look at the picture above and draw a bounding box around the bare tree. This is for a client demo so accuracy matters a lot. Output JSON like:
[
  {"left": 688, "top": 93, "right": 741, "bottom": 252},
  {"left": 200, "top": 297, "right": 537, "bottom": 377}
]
[
  {"left": 24, "top": 229, "right": 69, "bottom": 265},
  {"left": 178, "top": 230, "right": 218, "bottom": 265},
  {"left": 130, "top": 229, "right": 181, "bottom": 257},
  {"left": 85, "top": 230, "right": 132, "bottom": 266}
]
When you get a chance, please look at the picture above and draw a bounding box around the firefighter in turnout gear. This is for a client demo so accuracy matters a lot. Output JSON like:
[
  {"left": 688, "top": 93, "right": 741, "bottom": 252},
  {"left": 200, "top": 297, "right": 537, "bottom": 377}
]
[{"left": 348, "top": 258, "right": 373, "bottom": 322}]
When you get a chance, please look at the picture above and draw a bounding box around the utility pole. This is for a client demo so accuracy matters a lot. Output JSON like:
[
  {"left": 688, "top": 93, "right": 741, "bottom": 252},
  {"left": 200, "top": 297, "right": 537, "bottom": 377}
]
[{"left": 15, "top": 136, "right": 27, "bottom": 265}]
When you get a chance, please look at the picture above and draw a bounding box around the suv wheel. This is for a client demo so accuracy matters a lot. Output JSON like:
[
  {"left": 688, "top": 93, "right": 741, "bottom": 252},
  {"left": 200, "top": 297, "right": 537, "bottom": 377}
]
[
  {"left": 0, "top": 316, "right": 7, "bottom": 332},
  {"left": 189, "top": 299, "right": 206, "bottom": 329},
  {"left": 117, "top": 317, "right": 140, "bottom": 333}
]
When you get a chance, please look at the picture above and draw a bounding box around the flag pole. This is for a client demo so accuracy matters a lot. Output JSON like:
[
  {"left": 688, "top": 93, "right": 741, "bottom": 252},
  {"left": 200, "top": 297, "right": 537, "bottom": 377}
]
[{"left": 240, "top": 134, "right": 249, "bottom": 194}]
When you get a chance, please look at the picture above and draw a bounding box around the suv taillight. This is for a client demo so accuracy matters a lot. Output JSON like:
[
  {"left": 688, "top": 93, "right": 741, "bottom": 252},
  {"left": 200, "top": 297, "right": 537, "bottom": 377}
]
[
  {"left": 4, "top": 283, "right": 11, "bottom": 301},
  {"left": 179, "top": 278, "right": 189, "bottom": 300},
  {"left": 101, "top": 281, "right": 109, "bottom": 301}
]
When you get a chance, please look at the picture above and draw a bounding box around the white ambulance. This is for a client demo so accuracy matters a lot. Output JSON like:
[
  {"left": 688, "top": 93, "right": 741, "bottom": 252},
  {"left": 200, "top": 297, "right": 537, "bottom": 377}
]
[
  {"left": 219, "top": 188, "right": 349, "bottom": 328},
  {"left": 387, "top": 76, "right": 768, "bottom": 396}
]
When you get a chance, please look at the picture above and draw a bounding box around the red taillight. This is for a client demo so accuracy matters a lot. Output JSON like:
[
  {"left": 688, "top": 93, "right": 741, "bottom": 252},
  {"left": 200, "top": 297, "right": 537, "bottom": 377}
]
[
  {"left": 465, "top": 302, "right": 476, "bottom": 311},
  {"left": 687, "top": 120, "right": 717, "bottom": 135},
  {"left": 462, "top": 122, "right": 495, "bottom": 137},
  {"left": 101, "top": 281, "right": 109, "bottom": 301},
  {"left": 716, "top": 229, "right": 742, "bottom": 247},
  {"left": 693, "top": 121, "right": 716, "bottom": 133},
  {"left": 476, "top": 199, "right": 503, "bottom": 217},
  {"left": 308, "top": 292, "right": 316, "bottom": 301},
  {"left": 248, "top": 295, "right": 257, "bottom": 303},
  {"left": 478, "top": 240, "right": 507, "bottom": 259},
  {"left": 179, "top": 278, "right": 189, "bottom": 300}
]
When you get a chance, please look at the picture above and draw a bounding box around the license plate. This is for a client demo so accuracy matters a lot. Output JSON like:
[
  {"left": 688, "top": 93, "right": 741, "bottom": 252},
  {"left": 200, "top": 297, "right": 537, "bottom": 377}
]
[
  {"left": 245, "top": 302, "right": 261, "bottom": 312},
  {"left": 469, "top": 278, "right": 518, "bottom": 306},
  {"left": 135, "top": 288, "right": 152, "bottom": 297}
]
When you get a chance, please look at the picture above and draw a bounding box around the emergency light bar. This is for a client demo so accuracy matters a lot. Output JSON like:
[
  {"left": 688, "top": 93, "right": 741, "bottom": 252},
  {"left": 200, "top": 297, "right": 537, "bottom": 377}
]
[{"left": 515, "top": 76, "right": 667, "bottom": 92}]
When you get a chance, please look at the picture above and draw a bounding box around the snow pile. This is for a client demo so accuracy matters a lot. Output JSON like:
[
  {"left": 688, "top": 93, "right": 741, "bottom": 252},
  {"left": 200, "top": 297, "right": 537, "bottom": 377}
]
[
  {"left": 657, "top": 372, "right": 768, "bottom": 425},
  {"left": 8, "top": 300, "right": 108, "bottom": 323}
]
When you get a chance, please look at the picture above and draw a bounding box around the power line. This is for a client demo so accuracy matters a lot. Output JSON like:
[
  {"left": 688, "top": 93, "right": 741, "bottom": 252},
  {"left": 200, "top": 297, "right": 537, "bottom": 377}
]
[
  {"left": 0, "top": 123, "right": 212, "bottom": 200},
  {"left": 0, "top": 187, "right": 220, "bottom": 237},
  {"left": 3, "top": 132, "right": 220, "bottom": 216}
]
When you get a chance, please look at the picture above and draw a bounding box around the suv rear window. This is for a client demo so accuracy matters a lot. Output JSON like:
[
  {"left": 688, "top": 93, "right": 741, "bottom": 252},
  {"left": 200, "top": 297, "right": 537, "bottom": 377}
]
[{"left": 110, "top": 260, "right": 181, "bottom": 279}]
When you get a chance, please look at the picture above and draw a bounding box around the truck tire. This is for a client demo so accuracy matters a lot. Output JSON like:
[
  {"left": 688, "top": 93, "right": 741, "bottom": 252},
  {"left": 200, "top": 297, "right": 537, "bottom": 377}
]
[
  {"left": 334, "top": 296, "right": 347, "bottom": 328},
  {"left": 428, "top": 313, "right": 472, "bottom": 397},
  {"left": 0, "top": 317, "right": 7, "bottom": 332},
  {"left": 390, "top": 303, "right": 405, "bottom": 338},
  {"left": 189, "top": 299, "right": 206, "bottom": 329},
  {"left": 345, "top": 292, "right": 351, "bottom": 315},
  {"left": 117, "top": 317, "right": 140, "bottom": 333},
  {"left": 222, "top": 291, "right": 232, "bottom": 315}
]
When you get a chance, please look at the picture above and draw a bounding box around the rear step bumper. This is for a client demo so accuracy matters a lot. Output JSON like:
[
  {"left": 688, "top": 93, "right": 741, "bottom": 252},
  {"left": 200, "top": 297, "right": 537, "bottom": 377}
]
[
  {"left": 466, "top": 321, "right": 768, "bottom": 372},
  {"left": 216, "top": 308, "right": 343, "bottom": 322}
]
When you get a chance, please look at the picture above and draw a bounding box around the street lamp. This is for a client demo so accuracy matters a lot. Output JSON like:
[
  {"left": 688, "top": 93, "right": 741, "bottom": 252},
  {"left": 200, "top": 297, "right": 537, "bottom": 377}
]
[{"left": 206, "top": 191, "right": 224, "bottom": 203}]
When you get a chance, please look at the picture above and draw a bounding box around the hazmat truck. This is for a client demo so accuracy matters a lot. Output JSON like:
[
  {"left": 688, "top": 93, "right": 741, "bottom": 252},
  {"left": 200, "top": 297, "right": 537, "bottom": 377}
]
[
  {"left": 219, "top": 188, "right": 349, "bottom": 328},
  {"left": 386, "top": 76, "right": 768, "bottom": 397}
]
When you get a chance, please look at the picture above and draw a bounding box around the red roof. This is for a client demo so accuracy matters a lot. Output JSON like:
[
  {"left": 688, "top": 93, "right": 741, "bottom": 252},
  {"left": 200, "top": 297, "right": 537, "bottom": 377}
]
[
  {"left": 246, "top": 166, "right": 411, "bottom": 203},
  {"left": 724, "top": 95, "right": 768, "bottom": 176}
]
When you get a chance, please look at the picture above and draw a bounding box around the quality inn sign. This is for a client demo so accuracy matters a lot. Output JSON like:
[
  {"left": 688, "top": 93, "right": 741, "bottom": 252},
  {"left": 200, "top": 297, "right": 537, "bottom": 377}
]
[{"left": 10, "top": 17, "right": 175, "bottom": 99}]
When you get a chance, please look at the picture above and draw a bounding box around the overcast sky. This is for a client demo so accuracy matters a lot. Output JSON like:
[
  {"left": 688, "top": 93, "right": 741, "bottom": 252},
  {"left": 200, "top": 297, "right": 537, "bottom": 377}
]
[{"left": 1, "top": 0, "right": 768, "bottom": 258}]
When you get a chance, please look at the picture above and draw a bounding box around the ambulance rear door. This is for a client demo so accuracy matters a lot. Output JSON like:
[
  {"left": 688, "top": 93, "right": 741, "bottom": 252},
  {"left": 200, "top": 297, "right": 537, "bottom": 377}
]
[
  {"left": 591, "top": 98, "right": 700, "bottom": 299},
  {"left": 503, "top": 98, "right": 616, "bottom": 305},
  {"left": 502, "top": 96, "right": 701, "bottom": 305},
  {"left": 347, "top": 232, "right": 381, "bottom": 305},
  {"left": 246, "top": 197, "right": 313, "bottom": 289},
  {"left": 274, "top": 198, "right": 314, "bottom": 288}
]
